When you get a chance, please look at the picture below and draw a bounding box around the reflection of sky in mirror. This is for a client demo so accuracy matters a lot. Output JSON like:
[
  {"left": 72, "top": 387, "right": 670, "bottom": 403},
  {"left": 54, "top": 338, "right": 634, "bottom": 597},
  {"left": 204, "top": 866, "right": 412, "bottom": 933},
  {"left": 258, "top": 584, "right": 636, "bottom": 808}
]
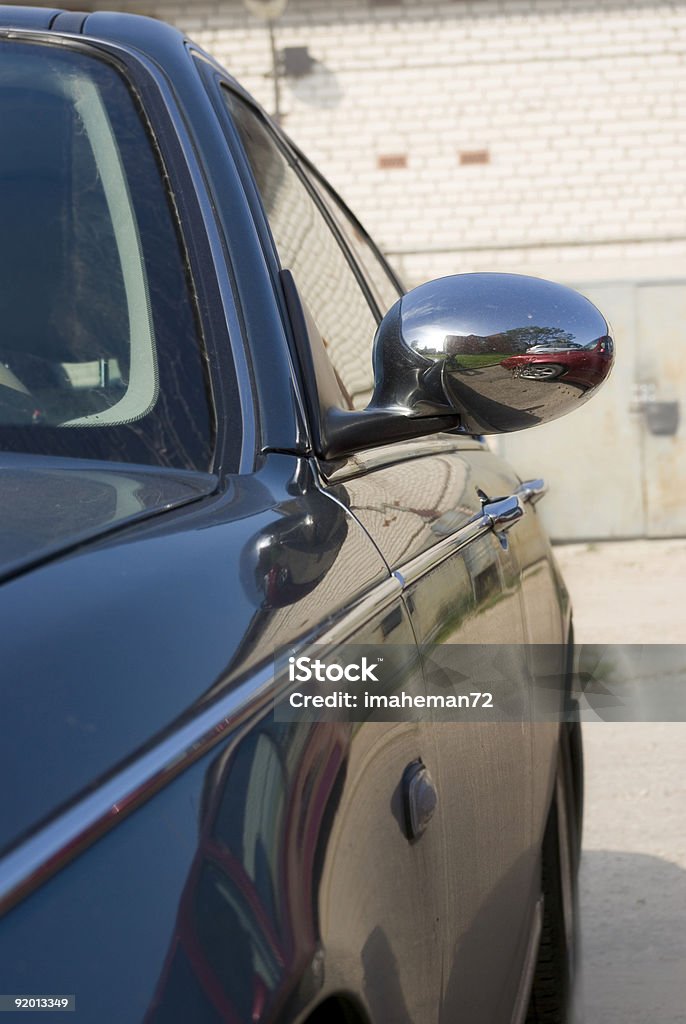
[
  {"left": 413, "top": 326, "right": 453, "bottom": 353},
  {"left": 401, "top": 274, "right": 607, "bottom": 348}
]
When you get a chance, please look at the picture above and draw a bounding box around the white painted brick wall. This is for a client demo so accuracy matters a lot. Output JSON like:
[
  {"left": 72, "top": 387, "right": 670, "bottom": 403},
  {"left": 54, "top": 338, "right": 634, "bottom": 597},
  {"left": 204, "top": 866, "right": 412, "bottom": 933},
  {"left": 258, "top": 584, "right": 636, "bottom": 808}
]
[{"left": 84, "top": 0, "right": 686, "bottom": 285}]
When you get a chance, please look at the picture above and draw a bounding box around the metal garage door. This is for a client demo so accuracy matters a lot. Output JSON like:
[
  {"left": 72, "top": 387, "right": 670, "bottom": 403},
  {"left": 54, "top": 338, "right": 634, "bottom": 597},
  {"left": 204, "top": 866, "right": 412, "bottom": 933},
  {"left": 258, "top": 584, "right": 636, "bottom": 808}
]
[{"left": 496, "top": 280, "right": 686, "bottom": 541}]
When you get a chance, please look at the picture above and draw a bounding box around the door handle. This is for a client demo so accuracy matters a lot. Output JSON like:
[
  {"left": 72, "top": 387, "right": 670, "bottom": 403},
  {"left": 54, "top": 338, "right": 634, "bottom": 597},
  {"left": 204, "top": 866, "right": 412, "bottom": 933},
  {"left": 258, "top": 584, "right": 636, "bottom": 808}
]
[
  {"left": 480, "top": 478, "right": 547, "bottom": 546},
  {"left": 400, "top": 478, "right": 546, "bottom": 586},
  {"left": 478, "top": 477, "right": 547, "bottom": 532},
  {"left": 516, "top": 478, "right": 547, "bottom": 504},
  {"left": 482, "top": 494, "right": 524, "bottom": 534}
]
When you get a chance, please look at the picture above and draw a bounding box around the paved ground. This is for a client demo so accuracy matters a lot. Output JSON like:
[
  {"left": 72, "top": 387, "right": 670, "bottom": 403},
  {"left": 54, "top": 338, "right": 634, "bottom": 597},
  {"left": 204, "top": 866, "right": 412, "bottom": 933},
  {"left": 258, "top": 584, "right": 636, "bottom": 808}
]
[
  {"left": 554, "top": 538, "right": 686, "bottom": 645},
  {"left": 554, "top": 540, "right": 686, "bottom": 1024}
]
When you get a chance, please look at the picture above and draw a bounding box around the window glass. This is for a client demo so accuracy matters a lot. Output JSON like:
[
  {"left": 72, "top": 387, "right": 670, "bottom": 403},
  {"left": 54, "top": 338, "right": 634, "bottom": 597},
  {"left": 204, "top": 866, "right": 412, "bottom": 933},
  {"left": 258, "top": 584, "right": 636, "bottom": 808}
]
[
  {"left": 0, "top": 41, "right": 216, "bottom": 471},
  {"left": 305, "top": 169, "right": 403, "bottom": 317},
  {"left": 223, "top": 90, "right": 378, "bottom": 409}
]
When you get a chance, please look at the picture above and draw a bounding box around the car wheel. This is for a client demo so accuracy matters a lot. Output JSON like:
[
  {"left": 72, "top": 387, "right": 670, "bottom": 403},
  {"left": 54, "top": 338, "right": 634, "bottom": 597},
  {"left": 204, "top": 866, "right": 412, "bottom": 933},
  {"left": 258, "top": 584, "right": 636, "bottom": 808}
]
[
  {"left": 525, "top": 729, "right": 580, "bottom": 1023},
  {"left": 519, "top": 363, "right": 565, "bottom": 380}
]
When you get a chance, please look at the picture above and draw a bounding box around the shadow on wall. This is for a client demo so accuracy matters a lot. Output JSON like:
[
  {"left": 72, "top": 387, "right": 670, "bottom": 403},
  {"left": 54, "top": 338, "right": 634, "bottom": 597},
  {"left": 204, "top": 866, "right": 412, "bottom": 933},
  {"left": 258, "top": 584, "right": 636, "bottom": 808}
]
[
  {"left": 579, "top": 851, "right": 686, "bottom": 1024},
  {"left": 291, "top": 64, "right": 342, "bottom": 107}
]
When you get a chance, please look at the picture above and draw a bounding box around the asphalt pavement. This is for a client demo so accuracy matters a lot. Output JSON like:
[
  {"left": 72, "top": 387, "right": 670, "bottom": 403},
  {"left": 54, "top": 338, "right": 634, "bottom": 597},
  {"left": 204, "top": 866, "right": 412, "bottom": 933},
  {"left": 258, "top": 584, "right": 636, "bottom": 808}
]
[{"left": 554, "top": 540, "right": 686, "bottom": 1024}]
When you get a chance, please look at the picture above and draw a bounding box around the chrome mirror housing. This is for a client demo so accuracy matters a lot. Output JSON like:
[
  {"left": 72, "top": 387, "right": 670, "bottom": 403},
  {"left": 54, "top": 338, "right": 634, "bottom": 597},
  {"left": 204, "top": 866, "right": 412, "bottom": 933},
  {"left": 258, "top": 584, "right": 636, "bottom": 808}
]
[{"left": 370, "top": 273, "right": 614, "bottom": 433}]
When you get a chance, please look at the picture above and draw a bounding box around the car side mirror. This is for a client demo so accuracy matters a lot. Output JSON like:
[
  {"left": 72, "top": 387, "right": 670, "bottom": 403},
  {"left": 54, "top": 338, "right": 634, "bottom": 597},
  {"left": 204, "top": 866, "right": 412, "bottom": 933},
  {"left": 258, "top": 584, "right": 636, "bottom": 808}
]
[
  {"left": 370, "top": 272, "right": 614, "bottom": 434},
  {"left": 280, "top": 270, "right": 613, "bottom": 460}
]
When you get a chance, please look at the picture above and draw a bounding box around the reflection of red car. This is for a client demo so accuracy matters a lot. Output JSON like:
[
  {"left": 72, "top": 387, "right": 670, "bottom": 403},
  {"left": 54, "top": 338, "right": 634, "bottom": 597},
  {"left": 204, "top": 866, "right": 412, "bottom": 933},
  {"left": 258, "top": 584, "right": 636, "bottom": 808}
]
[{"left": 501, "top": 335, "right": 614, "bottom": 388}]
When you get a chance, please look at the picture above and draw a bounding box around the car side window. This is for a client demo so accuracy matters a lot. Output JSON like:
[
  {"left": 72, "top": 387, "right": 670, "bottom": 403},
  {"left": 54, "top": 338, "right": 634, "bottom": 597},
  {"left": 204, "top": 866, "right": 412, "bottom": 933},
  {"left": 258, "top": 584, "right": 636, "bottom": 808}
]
[
  {"left": 222, "top": 90, "right": 379, "bottom": 410},
  {"left": 301, "top": 166, "right": 403, "bottom": 316}
]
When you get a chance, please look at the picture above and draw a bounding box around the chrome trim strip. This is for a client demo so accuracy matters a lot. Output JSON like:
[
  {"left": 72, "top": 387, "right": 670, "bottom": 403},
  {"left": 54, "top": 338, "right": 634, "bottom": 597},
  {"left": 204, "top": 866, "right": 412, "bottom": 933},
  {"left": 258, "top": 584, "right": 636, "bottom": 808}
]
[
  {"left": 0, "top": 664, "right": 271, "bottom": 916},
  {"left": 395, "top": 488, "right": 536, "bottom": 590},
  {"left": 0, "top": 574, "right": 401, "bottom": 916},
  {"left": 395, "top": 513, "right": 493, "bottom": 588}
]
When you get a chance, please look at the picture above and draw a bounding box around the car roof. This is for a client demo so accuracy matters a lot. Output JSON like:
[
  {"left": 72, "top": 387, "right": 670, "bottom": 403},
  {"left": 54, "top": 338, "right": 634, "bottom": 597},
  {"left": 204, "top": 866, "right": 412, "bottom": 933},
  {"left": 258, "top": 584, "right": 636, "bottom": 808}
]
[
  {"left": 0, "top": 5, "right": 182, "bottom": 45},
  {"left": 0, "top": 6, "right": 209, "bottom": 87},
  {"left": 0, "top": 6, "right": 256, "bottom": 115},
  {"left": 0, "top": 5, "right": 63, "bottom": 29}
]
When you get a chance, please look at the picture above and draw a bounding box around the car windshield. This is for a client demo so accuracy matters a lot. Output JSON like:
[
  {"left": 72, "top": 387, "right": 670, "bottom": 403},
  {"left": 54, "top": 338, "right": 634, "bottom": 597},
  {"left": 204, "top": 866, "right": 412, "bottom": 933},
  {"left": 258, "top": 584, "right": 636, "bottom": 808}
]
[{"left": 0, "top": 40, "right": 214, "bottom": 471}]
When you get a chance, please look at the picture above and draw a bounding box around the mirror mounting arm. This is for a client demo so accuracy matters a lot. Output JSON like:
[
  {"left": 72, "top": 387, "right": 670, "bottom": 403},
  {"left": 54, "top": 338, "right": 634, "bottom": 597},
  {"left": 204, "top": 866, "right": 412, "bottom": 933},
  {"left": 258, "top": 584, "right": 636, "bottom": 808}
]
[{"left": 320, "top": 407, "right": 461, "bottom": 460}]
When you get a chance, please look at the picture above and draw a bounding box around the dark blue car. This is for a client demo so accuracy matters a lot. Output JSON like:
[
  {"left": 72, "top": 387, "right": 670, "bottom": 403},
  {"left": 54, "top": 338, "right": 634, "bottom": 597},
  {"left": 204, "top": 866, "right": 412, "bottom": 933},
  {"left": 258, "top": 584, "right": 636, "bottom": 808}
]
[{"left": 0, "top": 8, "right": 611, "bottom": 1023}]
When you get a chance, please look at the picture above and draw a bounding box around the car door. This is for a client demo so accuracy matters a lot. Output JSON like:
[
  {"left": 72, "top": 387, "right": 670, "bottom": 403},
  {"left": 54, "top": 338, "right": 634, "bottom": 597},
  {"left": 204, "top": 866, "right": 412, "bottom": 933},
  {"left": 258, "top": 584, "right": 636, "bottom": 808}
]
[
  {"left": 295, "top": 163, "right": 542, "bottom": 1021},
  {"left": 334, "top": 441, "right": 539, "bottom": 1022}
]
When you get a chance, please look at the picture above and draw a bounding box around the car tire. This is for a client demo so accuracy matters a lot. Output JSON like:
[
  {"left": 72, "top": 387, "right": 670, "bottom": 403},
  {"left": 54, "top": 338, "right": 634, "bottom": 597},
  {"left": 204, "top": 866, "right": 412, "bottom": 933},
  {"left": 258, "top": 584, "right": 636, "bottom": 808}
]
[
  {"left": 519, "top": 364, "right": 565, "bottom": 381},
  {"left": 525, "top": 728, "right": 580, "bottom": 1024}
]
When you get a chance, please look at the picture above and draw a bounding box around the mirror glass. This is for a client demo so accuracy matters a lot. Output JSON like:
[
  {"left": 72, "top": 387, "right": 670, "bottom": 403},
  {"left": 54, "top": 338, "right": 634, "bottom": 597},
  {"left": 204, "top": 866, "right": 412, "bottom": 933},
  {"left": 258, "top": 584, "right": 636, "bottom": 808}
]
[{"left": 373, "top": 273, "right": 614, "bottom": 433}]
